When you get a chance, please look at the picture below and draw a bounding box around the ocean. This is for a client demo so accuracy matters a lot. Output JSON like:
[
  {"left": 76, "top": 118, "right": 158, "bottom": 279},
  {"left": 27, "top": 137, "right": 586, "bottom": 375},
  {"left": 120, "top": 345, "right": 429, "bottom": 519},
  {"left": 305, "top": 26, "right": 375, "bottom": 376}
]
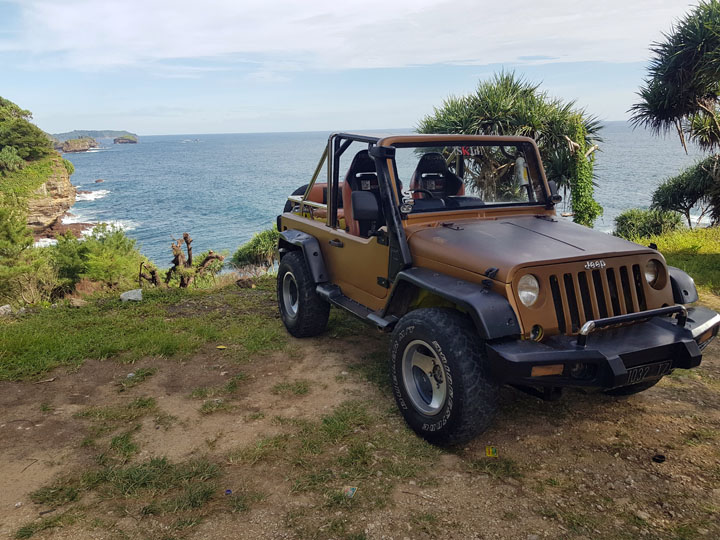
[{"left": 62, "top": 123, "right": 707, "bottom": 265}]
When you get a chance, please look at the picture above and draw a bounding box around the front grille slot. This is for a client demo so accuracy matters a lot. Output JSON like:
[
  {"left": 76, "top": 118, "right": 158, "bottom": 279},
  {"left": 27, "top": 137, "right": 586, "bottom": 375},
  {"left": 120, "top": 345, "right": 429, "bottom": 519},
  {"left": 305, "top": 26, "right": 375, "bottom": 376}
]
[{"left": 548, "top": 264, "right": 648, "bottom": 335}]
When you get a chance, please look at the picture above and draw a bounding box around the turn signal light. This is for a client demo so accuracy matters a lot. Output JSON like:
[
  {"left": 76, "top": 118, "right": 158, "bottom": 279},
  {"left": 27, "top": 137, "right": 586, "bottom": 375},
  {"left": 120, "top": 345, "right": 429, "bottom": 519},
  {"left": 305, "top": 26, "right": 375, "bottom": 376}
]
[{"left": 531, "top": 364, "right": 564, "bottom": 377}]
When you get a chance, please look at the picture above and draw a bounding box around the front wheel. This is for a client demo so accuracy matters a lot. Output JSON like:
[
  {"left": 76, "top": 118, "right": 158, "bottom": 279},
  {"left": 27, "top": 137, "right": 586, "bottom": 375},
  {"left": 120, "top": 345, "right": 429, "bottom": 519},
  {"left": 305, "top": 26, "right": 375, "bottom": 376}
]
[
  {"left": 277, "top": 251, "right": 329, "bottom": 337},
  {"left": 389, "top": 308, "right": 499, "bottom": 446}
]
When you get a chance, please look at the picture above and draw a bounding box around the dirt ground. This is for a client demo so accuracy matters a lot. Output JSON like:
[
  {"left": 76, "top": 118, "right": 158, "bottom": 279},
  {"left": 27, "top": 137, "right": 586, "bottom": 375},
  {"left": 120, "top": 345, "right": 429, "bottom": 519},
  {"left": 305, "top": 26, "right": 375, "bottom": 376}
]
[{"left": 1, "top": 298, "right": 719, "bottom": 540}]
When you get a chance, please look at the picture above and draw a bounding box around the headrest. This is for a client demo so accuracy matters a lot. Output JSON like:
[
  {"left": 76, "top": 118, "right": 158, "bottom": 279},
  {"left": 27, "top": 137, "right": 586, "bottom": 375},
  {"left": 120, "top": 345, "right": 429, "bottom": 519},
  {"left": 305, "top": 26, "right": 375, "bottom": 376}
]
[
  {"left": 346, "top": 150, "right": 378, "bottom": 190},
  {"left": 415, "top": 152, "right": 449, "bottom": 175}
]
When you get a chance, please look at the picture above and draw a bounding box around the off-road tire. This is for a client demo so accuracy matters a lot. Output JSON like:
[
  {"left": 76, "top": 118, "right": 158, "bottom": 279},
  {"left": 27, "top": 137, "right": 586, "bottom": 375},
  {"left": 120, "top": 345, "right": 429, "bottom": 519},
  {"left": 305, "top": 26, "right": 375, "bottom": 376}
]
[
  {"left": 604, "top": 378, "right": 661, "bottom": 396},
  {"left": 277, "top": 251, "right": 329, "bottom": 337},
  {"left": 389, "top": 308, "right": 499, "bottom": 446},
  {"left": 283, "top": 184, "right": 309, "bottom": 213}
]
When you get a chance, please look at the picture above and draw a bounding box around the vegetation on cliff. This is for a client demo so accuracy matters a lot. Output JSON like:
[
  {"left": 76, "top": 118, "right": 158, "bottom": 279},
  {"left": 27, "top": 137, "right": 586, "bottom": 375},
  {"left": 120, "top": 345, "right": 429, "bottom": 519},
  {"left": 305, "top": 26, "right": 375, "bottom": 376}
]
[
  {"left": 55, "top": 137, "right": 99, "bottom": 153},
  {"left": 0, "top": 97, "right": 52, "bottom": 165},
  {"left": 52, "top": 130, "right": 138, "bottom": 142}
]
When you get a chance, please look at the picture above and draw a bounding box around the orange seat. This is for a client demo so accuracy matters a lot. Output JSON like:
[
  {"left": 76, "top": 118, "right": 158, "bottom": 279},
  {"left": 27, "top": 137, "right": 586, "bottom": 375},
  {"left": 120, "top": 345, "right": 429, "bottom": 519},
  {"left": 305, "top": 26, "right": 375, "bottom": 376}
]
[{"left": 341, "top": 150, "right": 379, "bottom": 237}]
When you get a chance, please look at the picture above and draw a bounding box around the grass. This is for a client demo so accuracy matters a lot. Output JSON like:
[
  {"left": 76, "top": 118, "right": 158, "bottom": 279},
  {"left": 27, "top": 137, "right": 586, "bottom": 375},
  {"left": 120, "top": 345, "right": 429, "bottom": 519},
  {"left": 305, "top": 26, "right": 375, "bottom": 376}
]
[
  {"left": 227, "top": 400, "right": 440, "bottom": 516},
  {"left": 199, "top": 399, "right": 232, "bottom": 415},
  {"left": 14, "top": 514, "right": 75, "bottom": 539},
  {"left": 190, "top": 373, "right": 246, "bottom": 399},
  {"left": 75, "top": 397, "right": 156, "bottom": 422},
  {"left": 640, "top": 226, "right": 720, "bottom": 295},
  {"left": 272, "top": 379, "right": 310, "bottom": 396},
  {"left": 118, "top": 367, "right": 157, "bottom": 391},
  {"left": 468, "top": 456, "right": 523, "bottom": 479},
  {"left": 0, "top": 280, "right": 286, "bottom": 381}
]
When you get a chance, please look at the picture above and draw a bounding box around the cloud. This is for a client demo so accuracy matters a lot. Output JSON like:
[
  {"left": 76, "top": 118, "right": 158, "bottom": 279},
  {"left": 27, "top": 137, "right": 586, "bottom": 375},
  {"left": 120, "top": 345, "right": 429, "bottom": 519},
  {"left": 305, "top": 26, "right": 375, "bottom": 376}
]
[{"left": 0, "top": 0, "right": 695, "bottom": 72}]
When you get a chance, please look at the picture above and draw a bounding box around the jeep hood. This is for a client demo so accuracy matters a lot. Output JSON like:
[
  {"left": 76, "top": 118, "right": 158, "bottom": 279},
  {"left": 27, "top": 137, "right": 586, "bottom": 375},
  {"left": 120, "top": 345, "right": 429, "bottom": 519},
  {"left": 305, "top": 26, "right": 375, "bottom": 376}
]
[{"left": 406, "top": 215, "right": 654, "bottom": 283}]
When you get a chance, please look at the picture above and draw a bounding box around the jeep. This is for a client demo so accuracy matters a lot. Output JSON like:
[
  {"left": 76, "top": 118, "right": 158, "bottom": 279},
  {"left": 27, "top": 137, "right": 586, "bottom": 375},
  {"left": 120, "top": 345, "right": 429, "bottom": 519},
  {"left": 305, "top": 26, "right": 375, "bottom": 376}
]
[{"left": 275, "top": 133, "right": 720, "bottom": 445}]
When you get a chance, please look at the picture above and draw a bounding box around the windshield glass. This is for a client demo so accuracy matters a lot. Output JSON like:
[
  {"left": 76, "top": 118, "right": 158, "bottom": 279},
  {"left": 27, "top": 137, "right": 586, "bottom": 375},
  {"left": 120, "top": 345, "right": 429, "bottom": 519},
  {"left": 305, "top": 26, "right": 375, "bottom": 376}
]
[{"left": 392, "top": 142, "right": 546, "bottom": 212}]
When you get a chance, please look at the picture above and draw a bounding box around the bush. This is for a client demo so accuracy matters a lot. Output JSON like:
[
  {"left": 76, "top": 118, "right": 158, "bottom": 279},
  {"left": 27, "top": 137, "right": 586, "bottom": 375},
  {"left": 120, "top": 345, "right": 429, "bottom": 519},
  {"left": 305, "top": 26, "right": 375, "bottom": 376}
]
[
  {"left": 232, "top": 227, "right": 279, "bottom": 268},
  {"left": 0, "top": 96, "right": 52, "bottom": 161},
  {"left": 614, "top": 208, "right": 684, "bottom": 240},
  {"left": 51, "top": 225, "right": 146, "bottom": 291},
  {"left": 0, "top": 145, "right": 25, "bottom": 173}
]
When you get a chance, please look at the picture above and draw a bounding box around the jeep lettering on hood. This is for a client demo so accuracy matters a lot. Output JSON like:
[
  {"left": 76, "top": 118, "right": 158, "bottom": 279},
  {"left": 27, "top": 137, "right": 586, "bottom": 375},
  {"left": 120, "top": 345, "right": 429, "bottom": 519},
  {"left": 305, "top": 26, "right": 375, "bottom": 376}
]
[{"left": 406, "top": 216, "right": 655, "bottom": 283}]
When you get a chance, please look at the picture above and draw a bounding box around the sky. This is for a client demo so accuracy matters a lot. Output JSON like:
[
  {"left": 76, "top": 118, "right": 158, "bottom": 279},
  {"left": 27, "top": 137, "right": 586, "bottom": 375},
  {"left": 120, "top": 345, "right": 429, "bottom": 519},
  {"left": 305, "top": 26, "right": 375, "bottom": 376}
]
[{"left": 0, "top": 0, "right": 699, "bottom": 135}]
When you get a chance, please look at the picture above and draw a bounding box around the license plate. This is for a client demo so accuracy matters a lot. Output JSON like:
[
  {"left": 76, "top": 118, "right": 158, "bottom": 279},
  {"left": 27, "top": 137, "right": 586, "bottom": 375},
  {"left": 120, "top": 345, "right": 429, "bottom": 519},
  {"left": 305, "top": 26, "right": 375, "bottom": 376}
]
[{"left": 626, "top": 361, "right": 672, "bottom": 385}]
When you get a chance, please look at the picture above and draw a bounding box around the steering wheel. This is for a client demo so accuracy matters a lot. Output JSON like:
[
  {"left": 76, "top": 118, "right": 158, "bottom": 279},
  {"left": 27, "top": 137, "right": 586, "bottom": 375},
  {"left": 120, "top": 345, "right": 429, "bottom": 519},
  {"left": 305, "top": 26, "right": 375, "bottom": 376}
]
[{"left": 410, "top": 188, "right": 436, "bottom": 199}]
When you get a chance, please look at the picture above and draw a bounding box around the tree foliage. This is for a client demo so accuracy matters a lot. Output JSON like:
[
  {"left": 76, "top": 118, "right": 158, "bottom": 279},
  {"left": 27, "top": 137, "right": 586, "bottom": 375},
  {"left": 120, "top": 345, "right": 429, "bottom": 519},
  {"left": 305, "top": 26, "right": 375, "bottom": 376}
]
[
  {"left": 417, "top": 71, "right": 603, "bottom": 226},
  {"left": 0, "top": 146, "right": 25, "bottom": 173},
  {"left": 651, "top": 156, "right": 718, "bottom": 226},
  {"left": 630, "top": 1, "right": 720, "bottom": 152},
  {"left": 0, "top": 96, "right": 52, "bottom": 161}
]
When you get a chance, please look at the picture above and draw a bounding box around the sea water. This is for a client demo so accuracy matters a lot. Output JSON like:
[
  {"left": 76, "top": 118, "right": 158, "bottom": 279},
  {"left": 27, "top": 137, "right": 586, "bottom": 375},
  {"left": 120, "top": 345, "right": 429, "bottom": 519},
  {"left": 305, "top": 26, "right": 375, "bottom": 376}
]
[{"left": 63, "top": 123, "right": 707, "bottom": 265}]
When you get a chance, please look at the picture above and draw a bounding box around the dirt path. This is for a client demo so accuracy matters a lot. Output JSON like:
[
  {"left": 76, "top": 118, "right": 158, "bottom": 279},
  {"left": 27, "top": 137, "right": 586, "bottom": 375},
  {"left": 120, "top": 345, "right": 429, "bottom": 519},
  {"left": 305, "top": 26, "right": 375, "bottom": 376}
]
[{"left": 1, "top": 306, "right": 719, "bottom": 540}]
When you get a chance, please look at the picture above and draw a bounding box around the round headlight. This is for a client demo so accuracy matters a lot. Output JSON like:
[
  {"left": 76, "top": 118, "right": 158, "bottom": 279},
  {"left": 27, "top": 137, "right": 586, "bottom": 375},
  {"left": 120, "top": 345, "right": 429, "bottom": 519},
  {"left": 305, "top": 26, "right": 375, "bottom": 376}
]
[
  {"left": 644, "top": 260, "right": 659, "bottom": 286},
  {"left": 518, "top": 274, "right": 540, "bottom": 307}
]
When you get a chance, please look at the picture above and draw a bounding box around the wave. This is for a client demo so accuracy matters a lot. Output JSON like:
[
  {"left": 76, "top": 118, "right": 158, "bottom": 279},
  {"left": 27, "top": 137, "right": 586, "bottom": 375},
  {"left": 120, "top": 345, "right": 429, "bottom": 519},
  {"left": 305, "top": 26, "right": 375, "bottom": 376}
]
[
  {"left": 34, "top": 238, "right": 58, "bottom": 248},
  {"left": 76, "top": 189, "right": 110, "bottom": 201}
]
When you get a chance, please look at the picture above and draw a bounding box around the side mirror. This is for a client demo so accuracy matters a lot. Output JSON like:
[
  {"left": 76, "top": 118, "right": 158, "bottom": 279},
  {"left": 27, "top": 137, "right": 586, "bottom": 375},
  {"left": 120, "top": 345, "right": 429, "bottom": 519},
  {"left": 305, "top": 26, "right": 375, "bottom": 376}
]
[
  {"left": 351, "top": 191, "right": 380, "bottom": 221},
  {"left": 547, "top": 180, "right": 562, "bottom": 204}
]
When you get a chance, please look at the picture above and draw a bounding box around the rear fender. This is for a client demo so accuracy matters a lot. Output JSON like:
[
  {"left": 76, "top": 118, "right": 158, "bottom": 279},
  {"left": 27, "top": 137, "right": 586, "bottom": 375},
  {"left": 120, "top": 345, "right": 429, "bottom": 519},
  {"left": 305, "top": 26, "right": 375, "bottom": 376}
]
[
  {"left": 384, "top": 267, "right": 521, "bottom": 340},
  {"left": 278, "top": 229, "right": 329, "bottom": 283}
]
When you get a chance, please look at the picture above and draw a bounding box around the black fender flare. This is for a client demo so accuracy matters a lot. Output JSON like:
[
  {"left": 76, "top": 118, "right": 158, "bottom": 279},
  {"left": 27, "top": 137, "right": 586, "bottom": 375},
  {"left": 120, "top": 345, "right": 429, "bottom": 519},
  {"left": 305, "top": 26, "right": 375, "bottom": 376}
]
[
  {"left": 668, "top": 266, "right": 699, "bottom": 304},
  {"left": 384, "top": 267, "right": 521, "bottom": 340},
  {"left": 278, "top": 229, "right": 329, "bottom": 283}
]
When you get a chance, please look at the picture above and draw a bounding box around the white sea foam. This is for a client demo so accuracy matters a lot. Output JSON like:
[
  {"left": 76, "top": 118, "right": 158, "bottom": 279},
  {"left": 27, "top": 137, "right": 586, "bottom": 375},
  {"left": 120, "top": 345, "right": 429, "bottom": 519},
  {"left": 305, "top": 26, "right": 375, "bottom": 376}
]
[
  {"left": 76, "top": 189, "right": 109, "bottom": 201},
  {"left": 34, "top": 238, "right": 58, "bottom": 248}
]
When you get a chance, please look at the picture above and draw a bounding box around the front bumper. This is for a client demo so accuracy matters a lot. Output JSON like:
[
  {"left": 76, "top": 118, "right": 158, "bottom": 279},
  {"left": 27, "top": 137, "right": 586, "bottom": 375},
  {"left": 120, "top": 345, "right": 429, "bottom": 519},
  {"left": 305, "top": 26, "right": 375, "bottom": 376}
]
[{"left": 486, "top": 306, "right": 720, "bottom": 390}]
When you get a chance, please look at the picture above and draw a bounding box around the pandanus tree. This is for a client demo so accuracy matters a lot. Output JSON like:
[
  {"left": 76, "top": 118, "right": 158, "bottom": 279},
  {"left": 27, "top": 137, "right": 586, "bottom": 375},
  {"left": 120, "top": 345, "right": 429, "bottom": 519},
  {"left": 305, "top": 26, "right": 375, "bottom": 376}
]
[
  {"left": 417, "top": 71, "right": 603, "bottom": 227},
  {"left": 630, "top": 0, "right": 720, "bottom": 224}
]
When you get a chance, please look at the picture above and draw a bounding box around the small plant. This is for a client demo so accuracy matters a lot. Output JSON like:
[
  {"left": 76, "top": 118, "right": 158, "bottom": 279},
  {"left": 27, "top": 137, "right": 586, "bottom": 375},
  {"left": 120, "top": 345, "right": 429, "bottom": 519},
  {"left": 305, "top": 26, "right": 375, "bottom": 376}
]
[{"left": 468, "top": 456, "right": 523, "bottom": 479}]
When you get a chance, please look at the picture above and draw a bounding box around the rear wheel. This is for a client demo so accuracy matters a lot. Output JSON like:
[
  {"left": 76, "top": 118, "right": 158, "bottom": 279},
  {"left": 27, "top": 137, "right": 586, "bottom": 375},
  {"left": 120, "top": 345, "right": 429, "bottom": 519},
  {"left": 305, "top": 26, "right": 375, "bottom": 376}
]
[
  {"left": 389, "top": 308, "right": 499, "bottom": 446},
  {"left": 277, "top": 251, "right": 329, "bottom": 337}
]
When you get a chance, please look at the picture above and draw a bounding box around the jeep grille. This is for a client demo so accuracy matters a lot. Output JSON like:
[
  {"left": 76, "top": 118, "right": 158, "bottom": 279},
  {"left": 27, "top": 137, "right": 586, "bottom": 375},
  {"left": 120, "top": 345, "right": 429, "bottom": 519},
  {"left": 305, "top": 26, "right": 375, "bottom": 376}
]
[{"left": 549, "top": 264, "right": 648, "bottom": 334}]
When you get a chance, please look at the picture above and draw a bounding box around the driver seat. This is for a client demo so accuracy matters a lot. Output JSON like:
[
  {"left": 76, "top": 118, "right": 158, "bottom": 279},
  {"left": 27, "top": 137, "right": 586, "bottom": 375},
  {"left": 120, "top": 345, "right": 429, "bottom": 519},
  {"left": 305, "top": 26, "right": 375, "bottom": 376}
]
[{"left": 409, "top": 152, "right": 464, "bottom": 199}]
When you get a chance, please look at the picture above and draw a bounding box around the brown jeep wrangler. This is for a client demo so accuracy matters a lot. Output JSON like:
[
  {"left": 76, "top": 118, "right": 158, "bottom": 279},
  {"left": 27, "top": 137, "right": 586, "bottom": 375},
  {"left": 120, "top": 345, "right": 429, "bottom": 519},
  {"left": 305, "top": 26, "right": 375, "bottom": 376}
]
[{"left": 276, "top": 133, "right": 720, "bottom": 445}]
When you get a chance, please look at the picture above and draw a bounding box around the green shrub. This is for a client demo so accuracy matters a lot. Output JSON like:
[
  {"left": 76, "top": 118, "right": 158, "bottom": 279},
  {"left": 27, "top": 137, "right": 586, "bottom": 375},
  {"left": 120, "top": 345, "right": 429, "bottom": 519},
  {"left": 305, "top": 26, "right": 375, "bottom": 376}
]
[
  {"left": 232, "top": 227, "right": 279, "bottom": 267},
  {"left": 0, "top": 96, "right": 52, "bottom": 160},
  {"left": 614, "top": 208, "right": 684, "bottom": 240},
  {"left": 52, "top": 225, "right": 146, "bottom": 290},
  {"left": 0, "top": 145, "right": 25, "bottom": 173}
]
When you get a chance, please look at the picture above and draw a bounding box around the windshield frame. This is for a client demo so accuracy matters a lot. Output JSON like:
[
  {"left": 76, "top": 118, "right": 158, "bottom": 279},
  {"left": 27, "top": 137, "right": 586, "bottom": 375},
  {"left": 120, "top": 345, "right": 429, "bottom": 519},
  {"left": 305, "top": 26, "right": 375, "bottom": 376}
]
[{"left": 377, "top": 135, "right": 551, "bottom": 212}]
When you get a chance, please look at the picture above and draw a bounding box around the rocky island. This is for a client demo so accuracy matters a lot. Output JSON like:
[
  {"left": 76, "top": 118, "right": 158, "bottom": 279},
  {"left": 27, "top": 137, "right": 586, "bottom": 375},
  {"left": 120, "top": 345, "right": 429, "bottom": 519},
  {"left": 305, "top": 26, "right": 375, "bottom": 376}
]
[
  {"left": 114, "top": 134, "right": 138, "bottom": 144},
  {"left": 54, "top": 136, "right": 98, "bottom": 153}
]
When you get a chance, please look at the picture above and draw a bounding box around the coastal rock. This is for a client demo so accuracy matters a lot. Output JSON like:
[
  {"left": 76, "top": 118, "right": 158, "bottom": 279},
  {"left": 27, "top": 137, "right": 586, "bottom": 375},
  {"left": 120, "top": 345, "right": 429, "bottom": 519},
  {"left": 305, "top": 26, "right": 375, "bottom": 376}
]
[
  {"left": 114, "top": 135, "right": 137, "bottom": 144},
  {"left": 95, "top": 179, "right": 104, "bottom": 183},
  {"left": 120, "top": 289, "right": 143, "bottom": 302},
  {"left": 26, "top": 155, "right": 77, "bottom": 232},
  {"left": 0, "top": 305, "right": 12, "bottom": 317},
  {"left": 57, "top": 137, "right": 99, "bottom": 153}
]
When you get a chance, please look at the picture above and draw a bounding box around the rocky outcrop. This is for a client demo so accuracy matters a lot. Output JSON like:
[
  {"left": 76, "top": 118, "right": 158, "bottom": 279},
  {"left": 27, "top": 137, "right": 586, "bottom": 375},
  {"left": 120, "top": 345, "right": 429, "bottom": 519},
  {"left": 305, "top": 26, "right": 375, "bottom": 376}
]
[
  {"left": 26, "top": 155, "right": 77, "bottom": 232},
  {"left": 114, "top": 135, "right": 137, "bottom": 144},
  {"left": 56, "top": 137, "right": 99, "bottom": 153}
]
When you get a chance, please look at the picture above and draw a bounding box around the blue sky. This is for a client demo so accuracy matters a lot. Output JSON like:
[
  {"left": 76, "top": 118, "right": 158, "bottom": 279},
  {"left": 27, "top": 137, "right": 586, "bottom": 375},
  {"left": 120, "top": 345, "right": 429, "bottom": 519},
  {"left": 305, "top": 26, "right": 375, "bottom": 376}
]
[{"left": 0, "top": 0, "right": 697, "bottom": 135}]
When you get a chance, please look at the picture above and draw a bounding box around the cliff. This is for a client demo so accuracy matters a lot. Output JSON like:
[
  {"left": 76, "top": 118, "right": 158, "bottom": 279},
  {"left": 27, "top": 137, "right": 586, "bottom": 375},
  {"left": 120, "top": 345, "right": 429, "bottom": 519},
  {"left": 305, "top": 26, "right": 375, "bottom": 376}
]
[
  {"left": 55, "top": 137, "right": 98, "bottom": 153},
  {"left": 25, "top": 154, "right": 77, "bottom": 231}
]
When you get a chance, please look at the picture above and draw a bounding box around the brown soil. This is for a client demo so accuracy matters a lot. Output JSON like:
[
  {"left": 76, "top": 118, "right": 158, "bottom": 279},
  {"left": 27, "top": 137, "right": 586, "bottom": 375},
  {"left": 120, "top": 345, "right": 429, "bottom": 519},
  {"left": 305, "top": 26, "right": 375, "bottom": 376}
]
[{"left": 0, "top": 313, "right": 718, "bottom": 539}]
